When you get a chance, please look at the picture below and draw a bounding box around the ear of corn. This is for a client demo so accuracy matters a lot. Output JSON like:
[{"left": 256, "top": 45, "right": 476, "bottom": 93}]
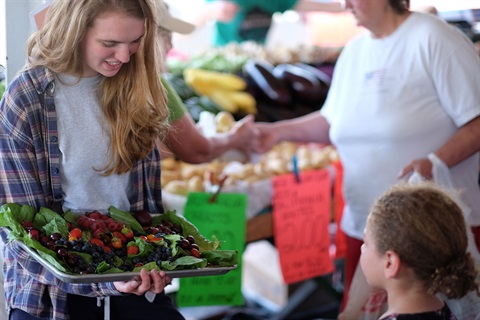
[
  {"left": 223, "top": 91, "right": 257, "bottom": 114},
  {"left": 184, "top": 68, "right": 247, "bottom": 91},
  {"left": 209, "top": 90, "right": 239, "bottom": 114},
  {"left": 183, "top": 68, "right": 256, "bottom": 114}
]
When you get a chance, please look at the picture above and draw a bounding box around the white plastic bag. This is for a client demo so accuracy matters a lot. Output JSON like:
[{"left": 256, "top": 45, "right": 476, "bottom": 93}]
[{"left": 409, "top": 153, "right": 480, "bottom": 320}]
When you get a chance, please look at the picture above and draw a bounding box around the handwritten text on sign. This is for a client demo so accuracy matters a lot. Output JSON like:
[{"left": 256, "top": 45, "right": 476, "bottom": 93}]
[
  {"left": 273, "top": 169, "right": 334, "bottom": 284},
  {"left": 177, "top": 192, "right": 247, "bottom": 307}
]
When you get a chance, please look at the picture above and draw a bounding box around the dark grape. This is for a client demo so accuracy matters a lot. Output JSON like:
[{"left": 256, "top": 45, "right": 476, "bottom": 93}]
[
  {"left": 50, "top": 233, "right": 62, "bottom": 241},
  {"left": 187, "top": 235, "right": 195, "bottom": 244},
  {"left": 57, "top": 248, "right": 68, "bottom": 258}
]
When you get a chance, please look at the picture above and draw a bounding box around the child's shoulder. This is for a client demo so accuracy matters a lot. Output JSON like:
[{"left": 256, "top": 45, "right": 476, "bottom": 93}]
[{"left": 380, "top": 303, "right": 456, "bottom": 320}]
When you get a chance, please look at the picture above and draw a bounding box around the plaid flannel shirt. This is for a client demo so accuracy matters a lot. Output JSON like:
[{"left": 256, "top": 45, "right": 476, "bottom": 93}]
[{"left": 0, "top": 66, "right": 165, "bottom": 319}]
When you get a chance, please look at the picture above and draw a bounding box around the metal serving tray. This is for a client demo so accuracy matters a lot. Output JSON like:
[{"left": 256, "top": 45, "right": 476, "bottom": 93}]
[{"left": 17, "top": 240, "right": 236, "bottom": 283}]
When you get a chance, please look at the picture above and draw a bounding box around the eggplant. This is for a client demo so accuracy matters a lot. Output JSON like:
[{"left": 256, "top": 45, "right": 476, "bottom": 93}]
[
  {"left": 243, "top": 60, "right": 291, "bottom": 106},
  {"left": 294, "top": 62, "right": 332, "bottom": 86},
  {"left": 273, "top": 63, "right": 324, "bottom": 104}
]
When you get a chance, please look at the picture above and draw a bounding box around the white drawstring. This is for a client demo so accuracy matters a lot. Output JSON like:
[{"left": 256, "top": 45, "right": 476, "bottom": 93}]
[
  {"left": 96, "top": 296, "right": 111, "bottom": 320},
  {"left": 145, "top": 291, "right": 156, "bottom": 303},
  {"left": 104, "top": 296, "right": 110, "bottom": 320}
]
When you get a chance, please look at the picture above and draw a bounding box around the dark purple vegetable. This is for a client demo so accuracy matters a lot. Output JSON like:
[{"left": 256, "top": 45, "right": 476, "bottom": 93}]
[
  {"left": 243, "top": 60, "right": 291, "bottom": 106},
  {"left": 294, "top": 62, "right": 332, "bottom": 86},
  {"left": 273, "top": 63, "right": 323, "bottom": 104},
  {"left": 294, "top": 63, "right": 331, "bottom": 105},
  {"left": 134, "top": 210, "right": 152, "bottom": 227}
]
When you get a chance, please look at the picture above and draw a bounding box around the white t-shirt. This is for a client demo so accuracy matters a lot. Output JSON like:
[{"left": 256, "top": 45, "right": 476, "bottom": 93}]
[
  {"left": 321, "top": 12, "right": 480, "bottom": 239},
  {"left": 55, "top": 74, "right": 133, "bottom": 213}
]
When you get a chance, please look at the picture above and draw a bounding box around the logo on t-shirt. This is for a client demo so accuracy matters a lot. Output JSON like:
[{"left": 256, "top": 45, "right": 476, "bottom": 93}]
[{"left": 239, "top": 6, "right": 272, "bottom": 43}]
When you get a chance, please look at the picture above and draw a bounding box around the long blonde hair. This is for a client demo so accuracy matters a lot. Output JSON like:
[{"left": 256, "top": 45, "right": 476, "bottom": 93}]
[{"left": 27, "top": 0, "right": 169, "bottom": 175}]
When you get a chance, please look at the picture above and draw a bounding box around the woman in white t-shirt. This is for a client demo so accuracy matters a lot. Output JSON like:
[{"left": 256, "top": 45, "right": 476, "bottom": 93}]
[{"left": 253, "top": 0, "right": 480, "bottom": 315}]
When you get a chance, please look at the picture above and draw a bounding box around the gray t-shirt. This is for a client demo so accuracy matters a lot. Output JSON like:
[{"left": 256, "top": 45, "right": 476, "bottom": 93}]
[{"left": 55, "top": 74, "right": 132, "bottom": 213}]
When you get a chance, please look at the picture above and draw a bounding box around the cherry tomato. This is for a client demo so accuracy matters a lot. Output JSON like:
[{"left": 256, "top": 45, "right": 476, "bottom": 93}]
[{"left": 69, "top": 228, "right": 82, "bottom": 239}]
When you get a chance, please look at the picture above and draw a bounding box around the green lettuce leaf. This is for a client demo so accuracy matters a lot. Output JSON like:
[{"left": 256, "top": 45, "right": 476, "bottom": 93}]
[
  {"left": 19, "top": 205, "right": 36, "bottom": 222},
  {"left": 0, "top": 206, "right": 27, "bottom": 238},
  {"left": 108, "top": 206, "right": 144, "bottom": 234},
  {"left": 42, "top": 217, "right": 69, "bottom": 238},
  {"left": 102, "top": 267, "right": 124, "bottom": 274},
  {"left": 63, "top": 211, "right": 78, "bottom": 225},
  {"left": 201, "top": 250, "right": 238, "bottom": 267},
  {"left": 164, "top": 234, "right": 181, "bottom": 257},
  {"left": 152, "top": 211, "right": 220, "bottom": 251},
  {"left": 161, "top": 256, "right": 207, "bottom": 270},
  {"left": 37, "top": 250, "right": 68, "bottom": 273}
]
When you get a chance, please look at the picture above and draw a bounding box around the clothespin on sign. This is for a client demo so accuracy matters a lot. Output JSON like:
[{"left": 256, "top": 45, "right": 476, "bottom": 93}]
[
  {"left": 292, "top": 155, "right": 301, "bottom": 184},
  {"left": 205, "top": 171, "right": 215, "bottom": 193},
  {"left": 209, "top": 175, "right": 228, "bottom": 203}
]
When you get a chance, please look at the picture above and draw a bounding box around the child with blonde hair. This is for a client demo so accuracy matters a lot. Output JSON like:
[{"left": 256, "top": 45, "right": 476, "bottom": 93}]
[{"left": 361, "top": 182, "right": 479, "bottom": 319}]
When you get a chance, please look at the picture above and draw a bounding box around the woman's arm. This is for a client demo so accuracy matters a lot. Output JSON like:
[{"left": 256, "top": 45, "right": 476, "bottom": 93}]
[
  {"left": 166, "top": 113, "right": 259, "bottom": 164},
  {"left": 435, "top": 115, "right": 480, "bottom": 167},
  {"left": 254, "top": 112, "right": 331, "bottom": 153},
  {"left": 399, "top": 115, "right": 480, "bottom": 179}
]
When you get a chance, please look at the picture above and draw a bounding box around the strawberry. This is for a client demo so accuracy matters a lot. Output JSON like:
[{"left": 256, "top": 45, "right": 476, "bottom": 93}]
[
  {"left": 89, "top": 237, "right": 104, "bottom": 247},
  {"left": 127, "top": 245, "right": 139, "bottom": 255},
  {"left": 93, "top": 228, "right": 105, "bottom": 239},
  {"left": 121, "top": 227, "right": 134, "bottom": 240},
  {"left": 112, "top": 231, "right": 127, "bottom": 244},
  {"left": 146, "top": 234, "right": 163, "bottom": 243},
  {"left": 28, "top": 229, "right": 39, "bottom": 241},
  {"left": 110, "top": 237, "right": 123, "bottom": 249}
]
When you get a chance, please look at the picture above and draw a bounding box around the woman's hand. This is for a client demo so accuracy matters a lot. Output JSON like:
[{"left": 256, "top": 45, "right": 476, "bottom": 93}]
[
  {"left": 229, "top": 115, "right": 260, "bottom": 151},
  {"left": 113, "top": 268, "right": 171, "bottom": 296},
  {"left": 398, "top": 157, "right": 433, "bottom": 180},
  {"left": 252, "top": 122, "right": 279, "bottom": 154}
]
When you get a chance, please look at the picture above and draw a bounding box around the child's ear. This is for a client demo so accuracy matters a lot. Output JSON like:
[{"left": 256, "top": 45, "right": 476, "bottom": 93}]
[{"left": 384, "top": 250, "right": 401, "bottom": 279}]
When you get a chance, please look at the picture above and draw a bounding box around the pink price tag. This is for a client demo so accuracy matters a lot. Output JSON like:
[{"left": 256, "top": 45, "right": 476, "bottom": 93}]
[{"left": 272, "top": 169, "right": 334, "bottom": 284}]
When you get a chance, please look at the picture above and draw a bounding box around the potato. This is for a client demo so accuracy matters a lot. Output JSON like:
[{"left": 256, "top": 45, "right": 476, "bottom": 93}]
[
  {"left": 215, "top": 111, "right": 235, "bottom": 133},
  {"left": 161, "top": 157, "right": 178, "bottom": 170},
  {"left": 163, "top": 180, "right": 188, "bottom": 196},
  {"left": 161, "top": 170, "right": 180, "bottom": 187},
  {"left": 180, "top": 164, "right": 203, "bottom": 180},
  {"left": 265, "top": 158, "right": 288, "bottom": 175},
  {"left": 188, "top": 176, "right": 204, "bottom": 192},
  {"left": 311, "top": 151, "right": 329, "bottom": 169}
]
